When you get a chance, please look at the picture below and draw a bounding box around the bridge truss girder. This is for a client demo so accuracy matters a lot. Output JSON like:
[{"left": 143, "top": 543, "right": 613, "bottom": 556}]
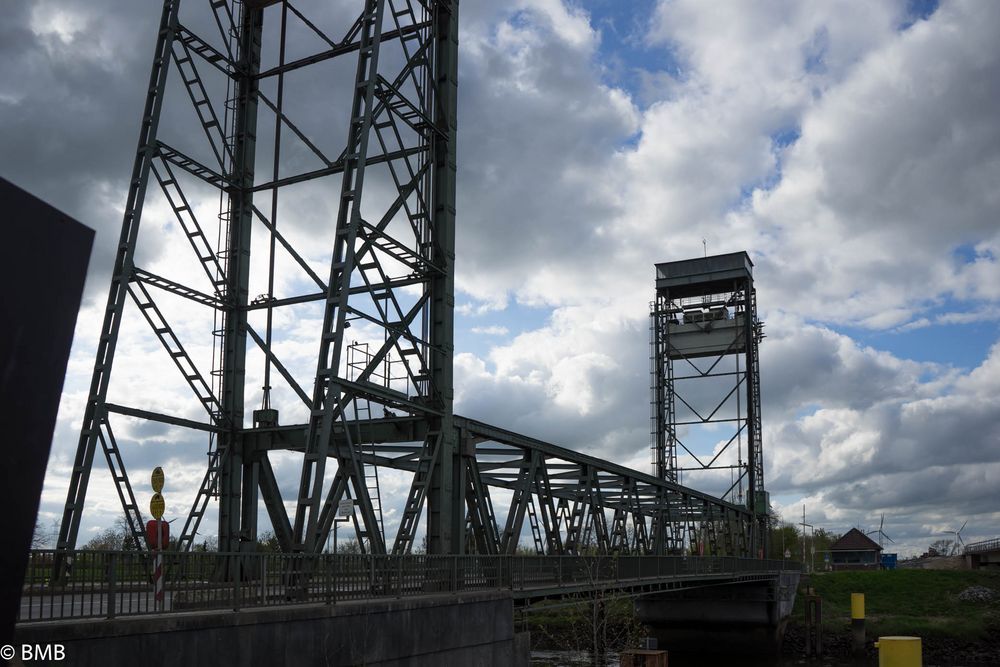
[{"left": 243, "top": 415, "right": 758, "bottom": 557}]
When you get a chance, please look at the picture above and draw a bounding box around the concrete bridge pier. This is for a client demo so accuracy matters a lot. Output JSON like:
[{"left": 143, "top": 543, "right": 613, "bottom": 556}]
[{"left": 634, "top": 572, "right": 800, "bottom": 658}]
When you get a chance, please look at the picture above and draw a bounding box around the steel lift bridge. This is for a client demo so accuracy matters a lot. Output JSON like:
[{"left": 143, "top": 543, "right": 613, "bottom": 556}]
[{"left": 54, "top": 0, "right": 768, "bottom": 569}]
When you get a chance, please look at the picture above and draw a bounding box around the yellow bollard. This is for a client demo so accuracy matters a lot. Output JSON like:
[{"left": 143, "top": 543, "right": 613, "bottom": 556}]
[
  {"left": 851, "top": 593, "right": 865, "bottom": 655},
  {"left": 851, "top": 592, "right": 865, "bottom": 619},
  {"left": 875, "top": 636, "right": 922, "bottom": 666}
]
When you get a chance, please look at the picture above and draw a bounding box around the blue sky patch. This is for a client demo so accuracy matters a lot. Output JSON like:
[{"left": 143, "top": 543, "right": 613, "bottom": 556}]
[
  {"left": 831, "top": 306, "right": 999, "bottom": 369},
  {"left": 578, "top": 0, "right": 684, "bottom": 103},
  {"left": 454, "top": 299, "right": 554, "bottom": 360},
  {"left": 901, "top": 0, "right": 940, "bottom": 30}
]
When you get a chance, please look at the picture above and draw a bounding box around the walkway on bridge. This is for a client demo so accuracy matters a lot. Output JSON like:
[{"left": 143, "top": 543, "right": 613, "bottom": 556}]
[{"left": 18, "top": 551, "right": 798, "bottom": 623}]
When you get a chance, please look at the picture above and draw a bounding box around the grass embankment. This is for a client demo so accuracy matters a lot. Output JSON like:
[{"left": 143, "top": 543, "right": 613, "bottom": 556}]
[
  {"left": 795, "top": 569, "right": 1000, "bottom": 640},
  {"left": 786, "top": 569, "right": 1000, "bottom": 663}
]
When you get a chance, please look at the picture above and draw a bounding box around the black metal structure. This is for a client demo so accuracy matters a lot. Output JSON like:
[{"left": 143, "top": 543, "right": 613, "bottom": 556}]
[
  {"left": 242, "top": 414, "right": 757, "bottom": 556},
  {"left": 1, "top": 179, "right": 94, "bottom": 643},
  {"left": 650, "top": 252, "right": 768, "bottom": 553},
  {"left": 57, "top": 0, "right": 461, "bottom": 561},
  {"left": 55, "top": 1, "right": 765, "bottom": 567}
]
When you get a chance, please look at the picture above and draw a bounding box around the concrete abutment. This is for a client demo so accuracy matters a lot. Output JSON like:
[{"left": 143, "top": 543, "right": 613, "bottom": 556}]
[{"left": 14, "top": 591, "right": 528, "bottom": 667}]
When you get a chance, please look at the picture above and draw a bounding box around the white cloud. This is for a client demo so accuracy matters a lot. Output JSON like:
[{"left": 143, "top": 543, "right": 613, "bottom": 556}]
[
  {"left": 470, "top": 325, "right": 510, "bottom": 336},
  {"left": 741, "top": 0, "right": 1000, "bottom": 326}
]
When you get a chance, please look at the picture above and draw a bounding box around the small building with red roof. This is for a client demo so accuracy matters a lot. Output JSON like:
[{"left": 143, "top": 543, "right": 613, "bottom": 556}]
[{"left": 829, "top": 528, "right": 884, "bottom": 571}]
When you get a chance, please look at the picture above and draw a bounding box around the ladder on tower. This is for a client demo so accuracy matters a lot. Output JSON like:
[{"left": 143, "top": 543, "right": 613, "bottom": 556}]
[
  {"left": 176, "top": 446, "right": 228, "bottom": 552},
  {"left": 181, "top": 0, "right": 240, "bottom": 549},
  {"left": 391, "top": 428, "right": 441, "bottom": 554},
  {"left": 351, "top": 396, "right": 384, "bottom": 550},
  {"left": 95, "top": 414, "right": 147, "bottom": 551}
]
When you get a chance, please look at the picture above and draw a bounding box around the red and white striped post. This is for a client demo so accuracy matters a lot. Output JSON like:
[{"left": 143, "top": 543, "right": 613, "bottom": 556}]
[
  {"left": 149, "top": 466, "right": 166, "bottom": 611},
  {"left": 154, "top": 518, "right": 164, "bottom": 609},
  {"left": 146, "top": 517, "right": 167, "bottom": 611}
]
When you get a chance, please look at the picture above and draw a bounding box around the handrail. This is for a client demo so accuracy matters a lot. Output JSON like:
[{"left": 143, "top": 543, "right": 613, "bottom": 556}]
[
  {"left": 964, "top": 537, "right": 1000, "bottom": 554},
  {"left": 16, "top": 550, "right": 799, "bottom": 623}
]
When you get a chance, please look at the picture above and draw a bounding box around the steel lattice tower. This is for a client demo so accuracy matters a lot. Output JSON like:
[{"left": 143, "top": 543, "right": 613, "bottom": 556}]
[
  {"left": 56, "top": 0, "right": 460, "bottom": 563},
  {"left": 650, "top": 252, "right": 768, "bottom": 553}
]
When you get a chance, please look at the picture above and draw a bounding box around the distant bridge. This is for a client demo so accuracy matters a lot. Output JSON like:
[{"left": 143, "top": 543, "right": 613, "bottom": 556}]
[{"left": 965, "top": 537, "right": 1000, "bottom": 568}]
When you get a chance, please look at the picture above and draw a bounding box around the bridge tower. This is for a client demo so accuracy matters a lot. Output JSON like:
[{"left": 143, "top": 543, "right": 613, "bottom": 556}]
[
  {"left": 56, "top": 0, "right": 461, "bottom": 563},
  {"left": 650, "top": 251, "right": 768, "bottom": 553}
]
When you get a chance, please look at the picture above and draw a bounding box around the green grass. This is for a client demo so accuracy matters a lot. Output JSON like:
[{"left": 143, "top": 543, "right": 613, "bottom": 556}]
[{"left": 793, "top": 569, "right": 1000, "bottom": 641}]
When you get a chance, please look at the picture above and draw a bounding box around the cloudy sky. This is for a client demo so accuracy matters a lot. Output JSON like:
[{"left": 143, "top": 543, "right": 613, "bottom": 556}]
[{"left": 4, "top": 0, "right": 999, "bottom": 558}]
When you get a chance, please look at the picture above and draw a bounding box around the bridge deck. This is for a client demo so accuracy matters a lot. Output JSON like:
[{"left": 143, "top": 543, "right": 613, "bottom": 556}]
[{"left": 18, "top": 551, "right": 798, "bottom": 623}]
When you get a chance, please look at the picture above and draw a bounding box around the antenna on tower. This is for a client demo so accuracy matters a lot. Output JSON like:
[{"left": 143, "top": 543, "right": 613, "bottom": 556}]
[{"left": 702, "top": 238, "right": 707, "bottom": 257}]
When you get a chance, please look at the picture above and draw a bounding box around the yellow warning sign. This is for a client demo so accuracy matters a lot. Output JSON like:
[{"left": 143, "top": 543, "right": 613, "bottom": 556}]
[
  {"left": 150, "top": 493, "right": 165, "bottom": 520},
  {"left": 151, "top": 467, "right": 164, "bottom": 493}
]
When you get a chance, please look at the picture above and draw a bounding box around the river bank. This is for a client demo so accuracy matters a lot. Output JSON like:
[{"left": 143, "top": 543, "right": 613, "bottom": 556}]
[
  {"left": 524, "top": 569, "right": 1000, "bottom": 665},
  {"left": 783, "top": 569, "right": 1000, "bottom": 665}
]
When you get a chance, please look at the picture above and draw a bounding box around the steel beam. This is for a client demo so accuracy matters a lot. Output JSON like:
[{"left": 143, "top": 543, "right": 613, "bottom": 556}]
[
  {"left": 55, "top": 0, "right": 181, "bottom": 565},
  {"left": 217, "top": 2, "right": 263, "bottom": 555}
]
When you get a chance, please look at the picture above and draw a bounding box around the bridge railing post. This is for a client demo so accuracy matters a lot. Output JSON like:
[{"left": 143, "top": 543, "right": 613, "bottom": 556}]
[
  {"left": 260, "top": 554, "right": 267, "bottom": 606},
  {"left": 231, "top": 554, "right": 240, "bottom": 612},
  {"left": 322, "top": 554, "right": 330, "bottom": 605},
  {"left": 334, "top": 554, "right": 340, "bottom": 604},
  {"left": 106, "top": 552, "right": 118, "bottom": 619}
]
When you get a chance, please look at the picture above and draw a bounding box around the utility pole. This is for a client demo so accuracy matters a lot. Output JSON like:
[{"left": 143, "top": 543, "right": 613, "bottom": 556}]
[{"left": 801, "top": 505, "right": 814, "bottom": 573}]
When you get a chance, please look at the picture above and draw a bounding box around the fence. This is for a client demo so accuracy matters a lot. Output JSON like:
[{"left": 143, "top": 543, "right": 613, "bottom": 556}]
[
  {"left": 17, "top": 550, "right": 797, "bottom": 622},
  {"left": 964, "top": 537, "right": 1000, "bottom": 555}
]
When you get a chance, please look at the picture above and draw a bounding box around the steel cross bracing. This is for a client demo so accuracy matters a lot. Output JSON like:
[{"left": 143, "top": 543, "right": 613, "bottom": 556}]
[
  {"left": 649, "top": 253, "right": 768, "bottom": 554},
  {"left": 55, "top": 0, "right": 760, "bottom": 566},
  {"left": 243, "top": 415, "right": 758, "bottom": 557},
  {"left": 55, "top": 0, "right": 462, "bottom": 566}
]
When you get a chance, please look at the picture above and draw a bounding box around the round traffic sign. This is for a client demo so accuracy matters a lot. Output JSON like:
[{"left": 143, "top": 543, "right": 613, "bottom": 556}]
[
  {"left": 150, "top": 492, "right": 165, "bottom": 519},
  {"left": 151, "top": 466, "right": 164, "bottom": 493}
]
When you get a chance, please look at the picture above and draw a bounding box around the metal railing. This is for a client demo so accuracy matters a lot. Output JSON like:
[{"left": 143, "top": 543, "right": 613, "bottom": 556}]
[
  {"left": 964, "top": 537, "right": 1000, "bottom": 555},
  {"left": 17, "top": 550, "right": 798, "bottom": 623}
]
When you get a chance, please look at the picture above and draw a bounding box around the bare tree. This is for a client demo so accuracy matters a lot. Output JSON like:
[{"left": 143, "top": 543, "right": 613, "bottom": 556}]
[{"left": 927, "top": 539, "right": 955, "bottom": 557}]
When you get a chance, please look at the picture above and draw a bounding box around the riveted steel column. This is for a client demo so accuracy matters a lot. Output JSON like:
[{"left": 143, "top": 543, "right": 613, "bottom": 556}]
[
  {"left": 426, "top": 0, "right": 460, "bottom": 555},
  {"left": 218, "top": 4, "right": 263, "bottom": 553}
]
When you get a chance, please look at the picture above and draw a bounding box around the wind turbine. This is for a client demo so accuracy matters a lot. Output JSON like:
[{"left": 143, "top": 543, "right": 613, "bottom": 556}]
[
  {"left": 866, "top": 513, "right": 894, "bottom": 548},
  {"left": 942, "top": 520, "right": 968, "bottom": 556}
]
